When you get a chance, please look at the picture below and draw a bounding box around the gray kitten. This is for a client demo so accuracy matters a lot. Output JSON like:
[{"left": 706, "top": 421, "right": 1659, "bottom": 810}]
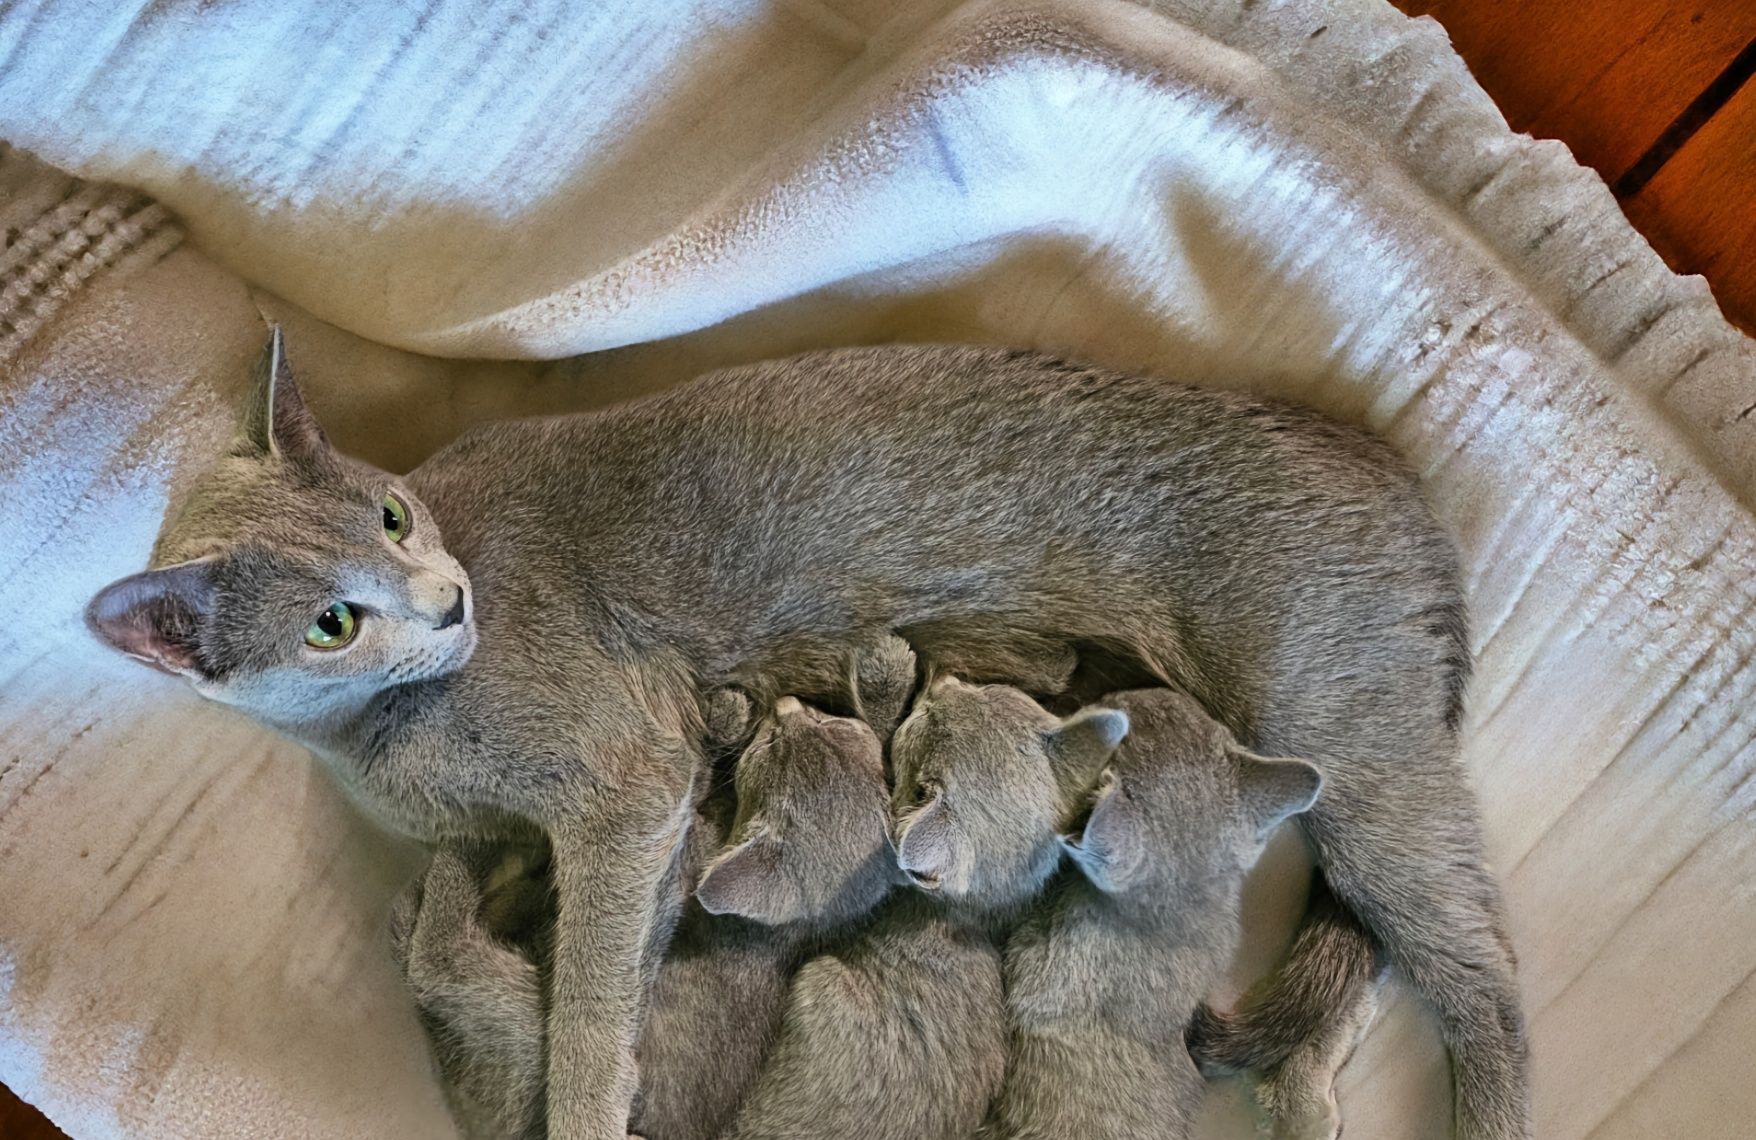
[
  {"left": 391, "top": 837, "right": 551, "bottom": 1140},
  {"left": 892, "top": 674, "right": 1371, "bottom": 1140},
  {"left": 722, "top": 668, "right": 1128, "bottom": 1140},
  {"left": 889, "top": 672, "right": 1127, "bottom": 909},
  {"left": 704, "top": 675, "right": 1012, "bottom": 1140},
  {"left": 88, "top": 332, "right": 1525, "bottom": 1138},
  {"left": 992, "top": 687, "right": 1324, "bottom": 1140}
]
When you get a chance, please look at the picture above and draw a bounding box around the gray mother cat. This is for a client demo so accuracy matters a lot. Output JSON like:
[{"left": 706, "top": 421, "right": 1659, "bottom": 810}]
[{"left": 87, "top": 332, "right": 1526, "bottom": 1139}]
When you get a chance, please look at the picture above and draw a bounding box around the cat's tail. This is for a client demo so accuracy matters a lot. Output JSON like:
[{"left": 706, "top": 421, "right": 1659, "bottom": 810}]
[{"left": 1186, "top": 869, "right": 1385, "bottom": 1076}]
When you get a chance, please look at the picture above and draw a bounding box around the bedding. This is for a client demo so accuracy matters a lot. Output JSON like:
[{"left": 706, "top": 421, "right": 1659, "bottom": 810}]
[{"left": 1, "top": 1, "right": 1753, "bottom": 1136}]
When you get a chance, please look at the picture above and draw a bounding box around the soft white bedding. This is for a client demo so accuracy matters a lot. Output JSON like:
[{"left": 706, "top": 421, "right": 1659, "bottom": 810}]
[{"left": 1, "top": 1, "right": 1753, "bottom": 1136}]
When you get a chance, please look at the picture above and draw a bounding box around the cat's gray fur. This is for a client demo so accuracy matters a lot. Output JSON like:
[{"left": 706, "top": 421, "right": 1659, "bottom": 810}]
[
  {"left": 89, "top": 332, "right": 1526, "bottom": 1138},
  {"left": 396, "top": 685, "right": 794, "bottom": 1140},
  {"left": 992, "top": 687, "right": 1324, "bottom": 1139},
  {"left": 399, "top": 644, "right": 1116, "bottom": 1140},
  {"left": 1189, "top": 870, "right": 1388, "bottom": 1139}
]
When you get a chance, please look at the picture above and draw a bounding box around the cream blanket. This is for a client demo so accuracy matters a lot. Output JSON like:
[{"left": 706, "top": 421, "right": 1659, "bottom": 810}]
[{"left": 2, "top": 1, "right": 1753, "bottom": 1137}]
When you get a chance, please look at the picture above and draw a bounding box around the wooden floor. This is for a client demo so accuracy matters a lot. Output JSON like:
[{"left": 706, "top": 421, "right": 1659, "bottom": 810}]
[
  {"left": 0, "top": 4, "right": 1751, "bottom": 1139},
  {"left": 2, "top": 1082, "right": 65, "bottom": 1140},
  {"left": 1393, "top": 0, "right": 1756, "bottom": 333}
]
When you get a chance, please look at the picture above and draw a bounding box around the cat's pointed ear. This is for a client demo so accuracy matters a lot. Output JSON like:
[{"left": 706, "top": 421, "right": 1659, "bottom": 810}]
[
  {"left": 85, "top": 560, "right": 217, "bottom": 678},
  {"left": 239, "top": 326, "right": 331, "bottom": 460},
  {"left": 1046, "top": 707, "right": 1129, "bottom": 807},
  {"left": 1231, "top": 749, "right": 1323, "bottom": 837},
  {"left": 694, "top": 833, "right": 801, "bottom": 925},
  {"left": 1063, "top": 769, "right": 1145, "bottom": 894},
  {"left": 895, "top": 789, "right": 965, "bottom": 893}
]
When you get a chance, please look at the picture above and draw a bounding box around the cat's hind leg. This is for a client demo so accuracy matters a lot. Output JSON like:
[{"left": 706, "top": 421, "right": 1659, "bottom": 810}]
[
  {"left": 1189, "top": 871, "right": 1384, "bottom": 1140},
  {"left": 1301, "top": 755, "right": 1528, "bottom": 1140}
]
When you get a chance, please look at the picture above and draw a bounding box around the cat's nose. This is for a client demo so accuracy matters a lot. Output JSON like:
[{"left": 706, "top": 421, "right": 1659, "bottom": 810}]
[{"left": 436, "top": 587, "right": 466, "bottom": 630}]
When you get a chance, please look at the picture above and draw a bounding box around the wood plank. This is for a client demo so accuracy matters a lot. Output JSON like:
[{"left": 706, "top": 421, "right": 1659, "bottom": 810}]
[
  {"left": 0, "top": 1083, "right": 68, "bottom": 1140},
  {"left": 1394, "top": 0, "right": 1756, "bottom": 181},
  {"left": 1623, "top": 74, "right": 1756, "bottom": 335}
]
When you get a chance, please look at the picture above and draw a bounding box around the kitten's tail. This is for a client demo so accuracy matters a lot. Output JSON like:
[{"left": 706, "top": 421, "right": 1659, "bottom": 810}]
[{"left": 1186, "top": 869, "right": 1385, "bottom": 1075}]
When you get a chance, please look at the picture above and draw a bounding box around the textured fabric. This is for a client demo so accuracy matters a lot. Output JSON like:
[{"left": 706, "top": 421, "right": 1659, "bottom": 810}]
[{"left": 0, "top": 1, "right": 1752, "bottom": 1137}]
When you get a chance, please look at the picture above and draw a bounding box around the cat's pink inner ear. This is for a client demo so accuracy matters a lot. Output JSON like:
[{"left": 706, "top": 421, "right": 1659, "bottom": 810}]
[{"left": 85, "top": 562, "right": 216, "bottom": 677}]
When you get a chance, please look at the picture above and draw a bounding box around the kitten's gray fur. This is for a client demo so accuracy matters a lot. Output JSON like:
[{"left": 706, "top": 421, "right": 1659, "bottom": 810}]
[
  {"left": 889, "top": 673, "right": 1127, "bottom": 905},
  {"left": 391, "top": 838, "right": 550, "bottom": 1140},
  {"left": 700, "top": 640, "right": 1009, "bottom": 1140},
  {"left": 992, "top": 687, "right": 1324, "bottom": 1139},
  {"left": 89, "top": 333, "right": 1526, "bottom": 1139}
]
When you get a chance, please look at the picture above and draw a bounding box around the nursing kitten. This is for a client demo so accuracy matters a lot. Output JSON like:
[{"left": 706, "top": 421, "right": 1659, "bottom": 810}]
[
  {"left": 89, "top": 332, "right": 1525, "bottom": 1139},
  {"left": 704, "top": 685, "right": 1009, "bottom": 1140},
  {"left": 892, "top": 674, "right": 1374, "bottom": 1140},
  {"left": 888, "top": 672, "right": 1127, "bottom": 906},
  {"left": 992, "top": 687, "right": 1324, "bottom": 1140}
]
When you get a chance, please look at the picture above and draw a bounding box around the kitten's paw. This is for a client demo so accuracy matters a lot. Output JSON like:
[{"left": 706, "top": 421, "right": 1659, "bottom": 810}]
[
  {"left": 703, "top": 687, "right": 755, "bottom": 751},
  {"left": 851, "top": 633, "right": 918, "bottom": 739}
]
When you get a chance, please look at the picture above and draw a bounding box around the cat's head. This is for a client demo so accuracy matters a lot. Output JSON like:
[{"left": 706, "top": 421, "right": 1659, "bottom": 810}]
[
  {"left": 694, "top": 696, "right": 896, "bottom": 927},
  {"left": 1063, "top": 688, "right": 1322, "bottom": 898},
  {"left": 85, "top": 329, "right": 476, "bottom": 728},
  {"left": 889, "top": 674, "right": 1128, "bottom": 906}
]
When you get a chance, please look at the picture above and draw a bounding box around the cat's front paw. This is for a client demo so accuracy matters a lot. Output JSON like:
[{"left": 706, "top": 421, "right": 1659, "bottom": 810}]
[
  {"left": 704, "top": 687, "right": 755, "bottom": 752},
  {"left": 851, "top": 633, "right": 918, "bottom": 741}
]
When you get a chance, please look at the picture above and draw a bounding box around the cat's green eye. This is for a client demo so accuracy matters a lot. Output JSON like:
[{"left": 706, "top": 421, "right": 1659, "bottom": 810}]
[
  {"left": 305, "top": 602, "right": 358, "bottom": 649},
  {"left": 382, "top": 493, "right": 411, "bottom": 542}
]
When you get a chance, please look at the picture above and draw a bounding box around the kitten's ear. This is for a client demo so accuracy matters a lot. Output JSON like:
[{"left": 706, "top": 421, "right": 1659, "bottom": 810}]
[
  {"left": 694, "top": 833, "right": 801, "bottom": 925},
  {"left": 239, "top": 326, "right": 331, "bottom": 460},
  {"left": 895, "top": 790, "right": 965, "bottom": 893},
  {"left": 85, "top": 560, "right": 218, "bottom": 678},
  {"left": 1046, "top": 707, "right": 1130, "bottom": 807},
  {"left": 1231, "top": 750, "right": 1323, "bottom": 837},
  {"left": 1064, "top": 770, "right": 1145, "bottom": 894}
]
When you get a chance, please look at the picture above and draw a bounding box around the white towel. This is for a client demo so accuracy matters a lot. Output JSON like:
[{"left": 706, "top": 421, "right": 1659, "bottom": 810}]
[{"left": 1, "top": 1, "right": 1752, "bottom": 1137}]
